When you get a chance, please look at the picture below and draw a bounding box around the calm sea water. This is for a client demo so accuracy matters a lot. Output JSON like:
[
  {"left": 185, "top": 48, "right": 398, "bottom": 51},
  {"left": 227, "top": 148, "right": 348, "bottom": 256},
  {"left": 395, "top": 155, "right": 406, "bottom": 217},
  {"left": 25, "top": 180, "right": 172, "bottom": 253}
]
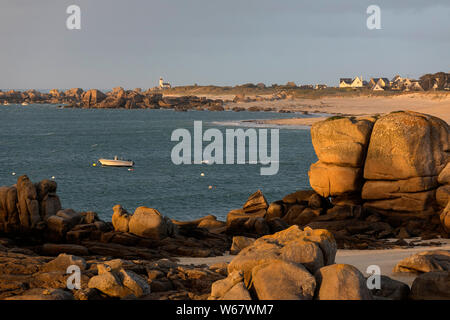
[{"left": 0, "top": 104, "right": 318, "bottom": 221}]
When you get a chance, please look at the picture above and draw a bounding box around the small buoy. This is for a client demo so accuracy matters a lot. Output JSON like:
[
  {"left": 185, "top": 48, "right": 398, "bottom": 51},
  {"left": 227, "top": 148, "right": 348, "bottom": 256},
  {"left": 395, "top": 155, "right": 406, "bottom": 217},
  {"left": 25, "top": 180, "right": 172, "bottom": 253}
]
[
  {"left": 92, "top": 163, "right": 97, "bottom": 167},
  {"left": 128, "top": 168, "right": 134, "bottom": 171},
  {"left": 12, "top": 172, "right": 16, "bottom": 176},
  {"left": 208, "top": 185, "right": 213, "bottom": 189},
  {"left": 200, "top": 173, "right": 205, "bottom": 177},
  {"left": 51, "top": 176, "right": 55, "bottom": 180}
]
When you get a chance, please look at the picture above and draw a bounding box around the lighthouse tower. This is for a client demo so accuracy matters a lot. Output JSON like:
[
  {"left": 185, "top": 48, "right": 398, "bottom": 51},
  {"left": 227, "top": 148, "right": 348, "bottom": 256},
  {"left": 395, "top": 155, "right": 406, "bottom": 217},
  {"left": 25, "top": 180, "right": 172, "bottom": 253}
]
[{"left": 159, "top": 77, "right": 171, "bottom": 89}]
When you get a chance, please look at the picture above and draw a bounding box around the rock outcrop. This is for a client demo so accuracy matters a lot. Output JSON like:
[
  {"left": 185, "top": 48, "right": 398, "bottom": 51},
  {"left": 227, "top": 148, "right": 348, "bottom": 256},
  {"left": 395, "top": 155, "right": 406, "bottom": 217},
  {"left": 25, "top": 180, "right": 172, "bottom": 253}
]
[
  {"left": 409, "top": 271, "right": 450, "bottom": 300},
  {"left": 211, "top": 226, "right": 377, "bottom": 300},
  {"left": 307, "top": 111, "right": 449, "bottom": 236},
  {"left": 226, "top": 190, "right": 270, "bottom": 236},
  {"left": 363, "top": 111, "right": 448, "bottom": 217},
  {"left": 128, "top": 207, "right": 177, "bottom": 240},
  {"left": 393, "top": 250, "right": 450, "bottom": 273},
  {"left": 314, "top": 264, "right": 372, "bottom": 300},
  {"left": 82, "top": 89, "right": 107, "bottom": 107},
  {"left": 308, "top": 117, "right": 375, "bottom": 202}
]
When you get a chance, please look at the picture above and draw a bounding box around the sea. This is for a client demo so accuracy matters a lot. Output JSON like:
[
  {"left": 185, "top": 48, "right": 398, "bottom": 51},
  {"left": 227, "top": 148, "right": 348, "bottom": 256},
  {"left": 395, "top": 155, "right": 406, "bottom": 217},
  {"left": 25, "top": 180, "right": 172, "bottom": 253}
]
[{"left": 0, "top": 104, "right": 318, "bottom": 221}]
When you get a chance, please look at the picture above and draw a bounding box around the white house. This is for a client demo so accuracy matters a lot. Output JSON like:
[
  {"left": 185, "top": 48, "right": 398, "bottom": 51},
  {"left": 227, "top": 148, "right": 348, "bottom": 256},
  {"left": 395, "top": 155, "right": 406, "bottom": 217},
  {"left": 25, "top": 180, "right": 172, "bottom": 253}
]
[{"left": 339, "top": 76, "right": 364, "bottom": 88}]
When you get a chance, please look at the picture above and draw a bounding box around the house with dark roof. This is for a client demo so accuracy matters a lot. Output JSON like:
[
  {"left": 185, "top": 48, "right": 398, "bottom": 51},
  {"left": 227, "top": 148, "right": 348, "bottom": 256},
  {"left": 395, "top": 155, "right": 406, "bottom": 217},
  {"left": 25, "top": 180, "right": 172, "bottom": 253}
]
[
  {"left": 339, "top": 76, "right": 364, "bottom": 88},
  {"left": 368, "top": 78, "right": 390, "bottom": 90},
  {"left": 339, "top": 78, "right": 353, "bottom": 88}
]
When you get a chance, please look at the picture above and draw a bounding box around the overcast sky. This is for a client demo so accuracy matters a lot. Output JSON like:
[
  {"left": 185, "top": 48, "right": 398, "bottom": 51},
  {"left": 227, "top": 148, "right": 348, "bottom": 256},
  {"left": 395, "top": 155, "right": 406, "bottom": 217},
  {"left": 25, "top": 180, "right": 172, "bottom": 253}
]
[{"left": 1, "top": 0, "right": 449, "bottom": 89}]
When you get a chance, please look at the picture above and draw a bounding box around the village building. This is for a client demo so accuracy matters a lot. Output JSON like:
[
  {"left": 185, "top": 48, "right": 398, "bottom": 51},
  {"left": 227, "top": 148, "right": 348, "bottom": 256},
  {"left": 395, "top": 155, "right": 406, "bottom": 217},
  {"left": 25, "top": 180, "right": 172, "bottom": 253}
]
[
  {"left": 339, "top": 76, "right": 364, "bottom": 88},
  {"left": 368, "top": 78, "right": 390, "bottom": 89},
  {"left": 392, "top": 75, "right": 403, "bottom": 83},
  {"left": 339, "top": 78, "right": 352, "bottom": 88},
  {"left": 351, "top": 76, "right": 364, "bottom": 88},
  {"left": 159, "top": 77, "right": 172, "bottom": 89},
  {"left": 407, "top": 81, "right": 424, "bottom": 91}
]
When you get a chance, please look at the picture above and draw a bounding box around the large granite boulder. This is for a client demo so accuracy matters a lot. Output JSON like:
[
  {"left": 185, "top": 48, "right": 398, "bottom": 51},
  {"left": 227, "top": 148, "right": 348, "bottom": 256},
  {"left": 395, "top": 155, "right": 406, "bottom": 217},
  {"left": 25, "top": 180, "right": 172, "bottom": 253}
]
[
  {"left": 393, "top": 250, "right": 450, "bottom": 273},
  {"left": 252, "top": 260, "right": 316, "bottom": 300},
  {"left": 112, "top": 205, "right": 131, "bottom": 233},
  {"left": 35, "top": 180, "right": 62, "bottom": 220},
  {"left": 309, "top": 163, "right": 363, "bottom": 197},
  {"left": 64, "top": 88, "right": 84, "bottom": 100},
  {"left": 0, "top": 186, "right": 19, "bottom": 233},
  {"left": 308, "top": 117, "right": 375, "bottom": 199},
  {"left": 409, "top": 271, "right": 450, "bottom": 300},
  {"left": 16, "top": 175, "right": 41, "bottom": 229},
  {"left": 82, "top": 89, "right": 106, "bottom": 106},
  {"left": 212, "top": 226, "right": 379, "bottom": 300},
  {"left": 88, "top": 268, "right": 150, "bottom": 298},
  {"left": 128, "top": 206, "right": 177, "bottom": 240},
  {"left": 242, "top": 190, "right": 268, "bottom": 213},
  {"left": 310, "top": 117, "right": 375, "bottom": 167},
  {"left": 226, "top": 190, "right": 270, "bottom": 236},
  {"left": 363, "top": 111, "right": 449, "bottom": 215},
  {"left": 227, "top": 225, "right": 336, "bottom": 286},
  {"left": 314, "top": 264, "right": 373, "bottom": 300}
]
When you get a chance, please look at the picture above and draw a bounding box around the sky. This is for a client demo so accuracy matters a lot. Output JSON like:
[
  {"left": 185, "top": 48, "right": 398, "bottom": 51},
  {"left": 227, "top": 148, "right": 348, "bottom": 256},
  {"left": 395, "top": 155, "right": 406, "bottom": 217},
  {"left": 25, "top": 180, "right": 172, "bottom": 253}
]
[{"left": 0, "top": 0, "right": 449, "bottom": 89}]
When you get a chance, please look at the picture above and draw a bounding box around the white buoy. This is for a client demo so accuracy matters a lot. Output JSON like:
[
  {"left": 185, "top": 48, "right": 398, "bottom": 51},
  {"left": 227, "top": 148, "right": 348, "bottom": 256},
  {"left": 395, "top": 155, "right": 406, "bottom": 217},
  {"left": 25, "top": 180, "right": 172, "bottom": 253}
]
[
  {"left": 12, "top": 172, "right": 16, "bottom": 176},
  {"left": 51, "top": 176, "right": 55, "bottom": 180},
  {"left": 200, "top": 173, "right": 205, "bottom": 177},
  {"left": 208, "top": 185, "right": 213, "bottom": 189}
]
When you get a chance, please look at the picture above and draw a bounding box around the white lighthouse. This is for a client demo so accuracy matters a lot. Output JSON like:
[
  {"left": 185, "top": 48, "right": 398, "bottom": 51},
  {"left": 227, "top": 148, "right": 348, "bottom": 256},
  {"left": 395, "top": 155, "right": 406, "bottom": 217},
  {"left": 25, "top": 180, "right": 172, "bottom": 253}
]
[{"left": 159, "top": 77, "right": 171, "bottom": 89}]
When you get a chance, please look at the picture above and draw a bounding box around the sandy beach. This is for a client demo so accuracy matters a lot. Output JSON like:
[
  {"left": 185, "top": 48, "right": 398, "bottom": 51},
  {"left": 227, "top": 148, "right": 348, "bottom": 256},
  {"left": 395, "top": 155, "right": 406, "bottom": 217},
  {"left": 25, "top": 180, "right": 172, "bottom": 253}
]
[{"left": 226, "top": 93, "right": 450, "bottom": 126}]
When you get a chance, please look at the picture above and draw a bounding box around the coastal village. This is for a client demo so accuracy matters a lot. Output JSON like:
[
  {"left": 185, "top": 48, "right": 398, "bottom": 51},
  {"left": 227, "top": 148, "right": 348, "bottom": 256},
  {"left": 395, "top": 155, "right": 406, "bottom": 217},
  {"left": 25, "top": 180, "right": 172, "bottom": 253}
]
[{"left": 338, "top": 74, "right": 450, "bottom": 92}]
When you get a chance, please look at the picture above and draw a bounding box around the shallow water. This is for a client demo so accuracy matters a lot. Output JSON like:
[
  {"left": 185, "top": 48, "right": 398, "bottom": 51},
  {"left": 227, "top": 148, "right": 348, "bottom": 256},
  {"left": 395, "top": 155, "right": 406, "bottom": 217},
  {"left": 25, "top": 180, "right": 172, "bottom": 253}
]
[{"left": 0, "top": 104, "right": 318, "bottom": 221}]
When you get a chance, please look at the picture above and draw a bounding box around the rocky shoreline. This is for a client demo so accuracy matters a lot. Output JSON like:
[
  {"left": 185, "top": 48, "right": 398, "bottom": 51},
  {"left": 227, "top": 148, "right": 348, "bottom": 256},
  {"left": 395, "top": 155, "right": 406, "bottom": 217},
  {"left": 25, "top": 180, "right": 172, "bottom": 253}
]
[
  {"left": 0, "top": 88, "right": 300, "bottom": 112},
  {"left": 0, "top": 110, "right": 448, "bottom": 300}
]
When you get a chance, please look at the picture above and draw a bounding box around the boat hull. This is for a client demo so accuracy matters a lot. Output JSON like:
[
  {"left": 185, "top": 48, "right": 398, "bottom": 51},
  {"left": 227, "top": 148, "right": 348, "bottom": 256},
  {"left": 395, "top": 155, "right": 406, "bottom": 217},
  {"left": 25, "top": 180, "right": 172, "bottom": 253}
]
[{"left": 98, "top": 159, "right": 134, "bottom": 167}]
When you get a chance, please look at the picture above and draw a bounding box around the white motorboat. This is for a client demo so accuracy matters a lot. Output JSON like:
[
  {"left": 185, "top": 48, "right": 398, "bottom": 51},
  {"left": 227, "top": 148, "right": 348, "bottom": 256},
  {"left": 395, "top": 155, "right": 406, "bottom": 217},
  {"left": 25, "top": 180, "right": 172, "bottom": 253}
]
[
  {"left": 98, "top": 156, "right": 134, "bottom": 167},
  {"left": 21, "top": 102, "right": 29, "bottom": 106}
]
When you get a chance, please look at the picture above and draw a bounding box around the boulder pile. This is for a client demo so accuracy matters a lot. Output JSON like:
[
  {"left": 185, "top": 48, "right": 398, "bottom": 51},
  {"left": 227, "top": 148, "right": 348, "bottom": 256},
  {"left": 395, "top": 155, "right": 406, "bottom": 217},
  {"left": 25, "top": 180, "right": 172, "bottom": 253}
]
[
  {"left": 0, "top": 175, "right": 231, "bottom": 259},
  {"left": 210, "top": 226, "right": 374, "bottom": 300},
  {"left": 392, "top": 250, "right": 450, "bottom": 300},
  {"left": 0, "top": 248, "right": 226, "bottom": 300},
  {"left": 0, "top": 88, "right": 225, "bottom": 111},
  {"left": 306, "top": 111, "right": 449, "bottom": 238}
]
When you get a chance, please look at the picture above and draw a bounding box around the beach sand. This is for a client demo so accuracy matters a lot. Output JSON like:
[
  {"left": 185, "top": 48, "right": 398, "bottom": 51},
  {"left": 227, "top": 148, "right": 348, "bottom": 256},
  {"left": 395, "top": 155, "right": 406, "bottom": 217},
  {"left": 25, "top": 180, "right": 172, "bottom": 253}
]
[{"left": 227, "top": 93, "right": 450, "bottom": 126}]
